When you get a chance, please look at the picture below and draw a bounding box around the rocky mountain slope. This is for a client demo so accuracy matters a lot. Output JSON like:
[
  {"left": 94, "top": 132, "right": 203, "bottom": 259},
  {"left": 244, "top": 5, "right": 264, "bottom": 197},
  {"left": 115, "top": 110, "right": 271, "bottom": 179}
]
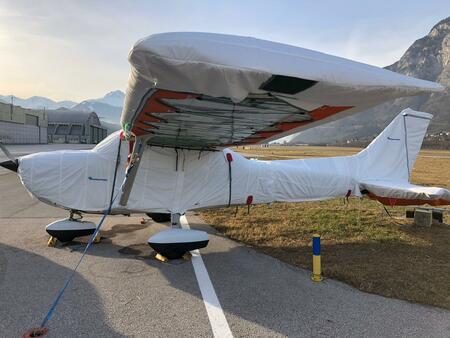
[
  {"left": 290, "top": 16, "right": 450, "bottom": 145},
  {"left": 72, "top": 100, "right": 123, "bottom": 124},
  {"left": 92, "top": 90, "right": 125, "bottom": 107},
  {"left": 71, "top": 90, "right": 124, "bottom": 124}
]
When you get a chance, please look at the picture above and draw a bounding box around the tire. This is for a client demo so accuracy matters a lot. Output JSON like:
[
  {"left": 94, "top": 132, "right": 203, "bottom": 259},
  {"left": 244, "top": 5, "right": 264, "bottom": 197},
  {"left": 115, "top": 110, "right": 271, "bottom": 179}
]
[
  {"left": 146, "top": 213, "right": 171, "bottom": 223},
  {"left": 56, "top": 235, "right": 76, "bottom": 243}
]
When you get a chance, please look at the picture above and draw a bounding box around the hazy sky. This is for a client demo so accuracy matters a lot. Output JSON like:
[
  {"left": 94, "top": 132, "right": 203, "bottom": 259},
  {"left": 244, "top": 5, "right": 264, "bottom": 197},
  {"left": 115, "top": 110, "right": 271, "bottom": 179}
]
[{"left": 1, "top": 0, "right": 449, "bottom": 102}]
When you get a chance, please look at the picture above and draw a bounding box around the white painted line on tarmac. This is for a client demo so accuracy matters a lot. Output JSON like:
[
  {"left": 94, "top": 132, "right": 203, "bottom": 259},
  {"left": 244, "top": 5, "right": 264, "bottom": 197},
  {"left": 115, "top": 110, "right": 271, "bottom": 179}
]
[{"left": 180, "top": 215, "right": 233, "bottom": 338}]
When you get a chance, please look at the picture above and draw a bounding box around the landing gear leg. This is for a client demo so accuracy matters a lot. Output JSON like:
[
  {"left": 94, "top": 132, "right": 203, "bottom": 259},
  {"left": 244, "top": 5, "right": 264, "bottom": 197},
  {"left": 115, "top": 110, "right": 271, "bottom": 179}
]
[{"left": 171, "top": 213, "right": 181, "bottom": 228}]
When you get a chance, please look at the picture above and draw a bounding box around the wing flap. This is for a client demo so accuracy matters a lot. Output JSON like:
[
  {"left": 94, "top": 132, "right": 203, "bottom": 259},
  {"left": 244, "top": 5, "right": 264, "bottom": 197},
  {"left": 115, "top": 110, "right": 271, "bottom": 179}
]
[{"left": 129, "top": 89, "right": 353, "bottom": 149}]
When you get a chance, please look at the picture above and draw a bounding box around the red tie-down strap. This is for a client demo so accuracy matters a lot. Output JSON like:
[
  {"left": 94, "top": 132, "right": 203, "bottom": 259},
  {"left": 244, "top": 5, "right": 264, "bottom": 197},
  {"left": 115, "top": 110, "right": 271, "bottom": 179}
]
[
  {"left": 246, "top": 195, "right": 253, "bottom": 205},
  {"left": 246, "top": 195, "right": 253, "bottom": 215},
  {"left": 226, "top": 153, "right": 233, "bottom": 207},
  {"left": 344, "top": 189, "right": 352, "bottom": 204}
]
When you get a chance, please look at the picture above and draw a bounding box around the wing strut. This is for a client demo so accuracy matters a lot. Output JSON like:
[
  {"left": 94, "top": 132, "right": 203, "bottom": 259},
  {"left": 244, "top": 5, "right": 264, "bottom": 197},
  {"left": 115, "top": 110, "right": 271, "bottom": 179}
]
[{"left": 119, "top": 137, "right": 145, "bottom": 206}]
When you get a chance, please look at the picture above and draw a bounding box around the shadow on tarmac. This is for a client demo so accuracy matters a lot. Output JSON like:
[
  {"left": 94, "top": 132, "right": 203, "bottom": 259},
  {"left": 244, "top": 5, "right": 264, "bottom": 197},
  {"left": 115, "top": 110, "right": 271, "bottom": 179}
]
[
  {"left": 48, "top": 221, "right": 324, "bottom": 337},
  {"left": 0, "top": 242, "right": 125, "bottom": 338},
  {"left": 39, "top": 219, "right": 450, "bottom": 337}
]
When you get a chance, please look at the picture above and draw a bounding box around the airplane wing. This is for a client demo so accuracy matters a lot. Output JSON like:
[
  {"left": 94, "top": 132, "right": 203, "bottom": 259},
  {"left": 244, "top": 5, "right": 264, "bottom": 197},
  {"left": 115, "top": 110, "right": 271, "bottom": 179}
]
[{"left": 120, "top": 32, "right": 444, "bottom": 149}]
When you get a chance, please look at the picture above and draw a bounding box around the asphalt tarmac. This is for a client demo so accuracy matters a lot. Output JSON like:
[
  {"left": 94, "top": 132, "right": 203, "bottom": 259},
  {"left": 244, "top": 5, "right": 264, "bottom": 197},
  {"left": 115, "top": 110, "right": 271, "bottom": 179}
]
[{"left": 0, "top": 146, "right": 449, "bottom": 337}]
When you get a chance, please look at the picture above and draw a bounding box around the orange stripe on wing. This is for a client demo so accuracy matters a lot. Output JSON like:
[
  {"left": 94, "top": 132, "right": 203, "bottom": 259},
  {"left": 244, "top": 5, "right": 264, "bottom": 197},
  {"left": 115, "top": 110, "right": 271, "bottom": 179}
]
[
  {"left": 309, "top": 105, "right": 353, "bottom": 120},
  {"left": 275, "top": 120, "right": 310, "bottom": 132},
  {"left": 132, "top": 90, "right": 199, "bottom": 136},
  {"left": 258, "top": 105, "right": 353, "bottom": 137},
  {"left": 256, "top": 130, "right": 284, "bottom": 138}
]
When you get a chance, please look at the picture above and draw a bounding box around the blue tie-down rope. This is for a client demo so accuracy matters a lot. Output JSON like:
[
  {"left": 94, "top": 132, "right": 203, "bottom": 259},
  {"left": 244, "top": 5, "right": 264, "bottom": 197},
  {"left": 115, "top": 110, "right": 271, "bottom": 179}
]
[
  {"left": 41, "top": 193, "right": 117, "bottom": 327},
  {"left": 30, "top": 139, "right": 138, "bottom": 336},
  {"left": 39, "top": 174, "right": 127, "bottom": 329},
  {"left": 40, "top": 208, "right": 109, "bottom": 327}
]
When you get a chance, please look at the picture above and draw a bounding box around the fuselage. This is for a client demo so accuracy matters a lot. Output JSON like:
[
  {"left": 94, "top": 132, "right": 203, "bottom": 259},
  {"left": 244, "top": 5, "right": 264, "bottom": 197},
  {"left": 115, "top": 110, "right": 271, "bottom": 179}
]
[{"left": 16, "top": 132, "right": 363, "bottom": 215}]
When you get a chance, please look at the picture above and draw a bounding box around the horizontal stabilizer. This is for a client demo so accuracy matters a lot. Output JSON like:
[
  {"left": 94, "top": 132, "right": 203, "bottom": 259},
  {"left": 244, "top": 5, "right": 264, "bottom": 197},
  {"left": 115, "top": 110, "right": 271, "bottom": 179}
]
[{"left": 360, "top": 180, "right": 450, "bottom": 206}]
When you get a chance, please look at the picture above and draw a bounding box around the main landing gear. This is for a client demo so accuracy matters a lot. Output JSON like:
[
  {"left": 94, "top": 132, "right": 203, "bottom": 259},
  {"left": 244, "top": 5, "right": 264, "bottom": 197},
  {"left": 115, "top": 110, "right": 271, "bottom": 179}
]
[{"left": 147, "top": 213, "right": 209, "bottom": 260}]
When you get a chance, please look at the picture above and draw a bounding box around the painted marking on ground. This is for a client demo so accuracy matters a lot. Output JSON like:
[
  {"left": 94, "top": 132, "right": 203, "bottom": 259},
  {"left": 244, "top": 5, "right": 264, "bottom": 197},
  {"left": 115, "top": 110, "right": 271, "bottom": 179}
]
[{"left": 180, "top": 215, "right": 233, "bottom": 338}]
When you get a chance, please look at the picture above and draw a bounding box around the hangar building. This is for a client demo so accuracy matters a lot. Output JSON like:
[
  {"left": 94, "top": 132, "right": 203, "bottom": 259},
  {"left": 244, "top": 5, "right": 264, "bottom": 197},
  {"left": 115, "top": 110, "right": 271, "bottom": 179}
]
[
  {"left": 0, "top": 102, "right": 48, "bottom": 144},
  {"left": 47, "top": 110, "right": 107, "bottom": 144}
]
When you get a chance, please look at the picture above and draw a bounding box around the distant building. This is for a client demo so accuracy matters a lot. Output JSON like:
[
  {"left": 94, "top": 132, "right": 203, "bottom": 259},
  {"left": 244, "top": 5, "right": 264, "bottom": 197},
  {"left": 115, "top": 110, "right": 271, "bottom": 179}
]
[
  {"left": 47, "top": 110, "right": 107, "bottom": 144},
  {"left": 0, "top": 101, "right": 48, "bottom": 144}
]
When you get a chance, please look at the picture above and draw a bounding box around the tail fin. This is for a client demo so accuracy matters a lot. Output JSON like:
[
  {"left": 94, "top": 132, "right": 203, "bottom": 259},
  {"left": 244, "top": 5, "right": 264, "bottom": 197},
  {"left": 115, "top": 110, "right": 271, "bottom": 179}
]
[
  {"left": 357, "top": 108, "right": 432, "bottom": 182},
  {"left": 356, "top": 108, "right": 450, "bottom": 206}
]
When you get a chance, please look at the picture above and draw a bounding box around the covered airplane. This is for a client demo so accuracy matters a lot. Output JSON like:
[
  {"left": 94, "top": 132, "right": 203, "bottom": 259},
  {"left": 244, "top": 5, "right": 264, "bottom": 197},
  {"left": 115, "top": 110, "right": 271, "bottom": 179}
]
[{"left": 1, "top": 32, "right": 448, "bottom": 259}]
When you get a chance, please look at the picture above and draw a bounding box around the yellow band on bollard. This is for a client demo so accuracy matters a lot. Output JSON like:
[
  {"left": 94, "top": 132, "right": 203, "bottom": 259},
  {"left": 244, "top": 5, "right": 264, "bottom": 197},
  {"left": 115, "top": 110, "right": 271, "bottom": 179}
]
[
  {"left": 312, "top": 255, "right": 322, "bottom": 281},
  {"left": 311, "top": 234, "right": 323, "bottom": 282}
]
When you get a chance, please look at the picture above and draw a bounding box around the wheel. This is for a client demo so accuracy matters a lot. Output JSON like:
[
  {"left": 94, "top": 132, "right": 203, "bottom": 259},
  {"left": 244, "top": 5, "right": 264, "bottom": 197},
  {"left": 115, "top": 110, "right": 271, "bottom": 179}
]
[
  {"left": 56, "top": 235, "right": 76, "bottom": 243},
  {"left": 146, "top": 213, "right": 171, "bottom": 223}
]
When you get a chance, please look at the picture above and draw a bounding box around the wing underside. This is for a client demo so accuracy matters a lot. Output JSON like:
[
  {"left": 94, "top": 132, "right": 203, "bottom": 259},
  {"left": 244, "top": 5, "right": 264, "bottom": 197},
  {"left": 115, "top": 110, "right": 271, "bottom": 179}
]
[{"left": 130, "top": 88, "right": 352, "bottom": 150}]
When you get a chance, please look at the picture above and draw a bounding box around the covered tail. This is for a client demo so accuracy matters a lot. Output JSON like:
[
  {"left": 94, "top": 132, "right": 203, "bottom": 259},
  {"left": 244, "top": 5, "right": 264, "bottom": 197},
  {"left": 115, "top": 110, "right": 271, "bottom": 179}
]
[{"left": 356, "top": 108, "right": 450, "bottom": 206}]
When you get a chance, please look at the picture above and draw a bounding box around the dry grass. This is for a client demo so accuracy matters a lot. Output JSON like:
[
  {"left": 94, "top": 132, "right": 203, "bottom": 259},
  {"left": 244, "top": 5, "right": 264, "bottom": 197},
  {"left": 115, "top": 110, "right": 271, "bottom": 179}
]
[{"left": 200, "top": 146, "right": 450, "bottom": 309}]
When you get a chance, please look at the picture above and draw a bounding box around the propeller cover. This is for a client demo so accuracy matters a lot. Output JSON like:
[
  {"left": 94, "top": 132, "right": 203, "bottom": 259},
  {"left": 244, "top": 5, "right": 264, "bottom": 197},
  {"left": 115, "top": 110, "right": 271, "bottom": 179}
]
[{"left": 0, "top": 160, "right": 18, "bottom": 172}]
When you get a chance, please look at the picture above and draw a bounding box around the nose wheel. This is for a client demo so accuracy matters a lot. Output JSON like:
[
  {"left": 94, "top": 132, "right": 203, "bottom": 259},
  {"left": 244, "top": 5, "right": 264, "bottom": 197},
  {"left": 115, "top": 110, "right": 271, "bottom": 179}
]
[
  {"left": 46, "top": 210, "right": 99, "bottom": 246},
  {"left": 47, "top": 231, "right": 101, "bottom": 247}
]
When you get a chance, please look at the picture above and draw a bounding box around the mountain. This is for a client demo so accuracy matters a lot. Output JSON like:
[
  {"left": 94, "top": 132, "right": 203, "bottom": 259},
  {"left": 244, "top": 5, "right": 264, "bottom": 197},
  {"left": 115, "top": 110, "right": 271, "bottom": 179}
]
[
  {"left": 1, "top": 90, "right": 124, "bottom": 133},
  {"left": 0, "top": 95, "right": 76, "bottom": 110},
  {"left": 72, "top": 100, "right": 123, "bottom": 124},
  {"left": 70, "top": 90, "right": 125, "bottom": 124},
  {"left": 289, "top": 16, "right": 450, "bottom": 145},
  {"left": 92, "top": 90, "right": 125, "bottom": 107},
  {"left": 100, "top": 120, "right": 122, "bottom": 134},
  {"left": 0, "top": 90, "right": 124, "bottom": 115}
]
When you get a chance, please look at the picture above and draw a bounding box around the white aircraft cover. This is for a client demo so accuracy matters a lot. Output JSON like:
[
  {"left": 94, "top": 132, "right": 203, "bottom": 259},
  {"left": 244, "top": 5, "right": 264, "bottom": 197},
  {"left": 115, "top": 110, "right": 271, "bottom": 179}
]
[
  {"left": 360, "top": 180, "right": 450, "bottom": 202},
  {"left": 356, "top": 109, "right": 450, "bottom": 206},
  {"left": 18, "top": 109, "right": 450, "bottom": 213},
  {"left": 120, "top": 32, "right": 444, "bottom": 148}
]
